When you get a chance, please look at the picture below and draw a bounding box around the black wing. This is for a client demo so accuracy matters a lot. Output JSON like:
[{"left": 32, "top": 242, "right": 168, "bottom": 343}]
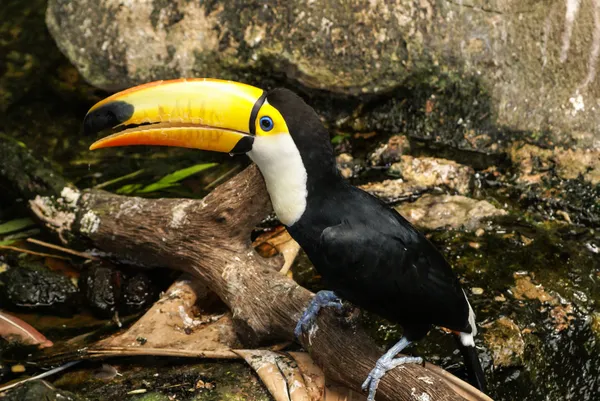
[{"left": 317, "top": 218, "right": 470, "bottom": 332}]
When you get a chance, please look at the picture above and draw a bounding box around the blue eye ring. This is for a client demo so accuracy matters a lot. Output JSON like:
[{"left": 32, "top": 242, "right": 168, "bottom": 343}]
[{"left": 259, "top": 116, "right": 274, "bottom": 132}]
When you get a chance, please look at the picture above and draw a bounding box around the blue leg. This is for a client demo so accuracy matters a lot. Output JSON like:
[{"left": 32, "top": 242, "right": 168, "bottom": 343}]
[
  {"left": 295, "top": 290, "right": 343, "bottom": 340},
  {"left": 361, "top": 337, "right": 423, "bottom": 401}
]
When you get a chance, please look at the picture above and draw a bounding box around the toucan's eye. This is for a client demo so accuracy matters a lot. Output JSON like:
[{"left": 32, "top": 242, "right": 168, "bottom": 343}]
[{"left": 259, "top": 116, "right": 274, "bottom": 132}]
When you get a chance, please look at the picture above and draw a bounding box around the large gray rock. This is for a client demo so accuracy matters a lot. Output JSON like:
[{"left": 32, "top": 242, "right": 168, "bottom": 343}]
[{"left": 46, "top": 0, "right": 600, "bottom": 146}]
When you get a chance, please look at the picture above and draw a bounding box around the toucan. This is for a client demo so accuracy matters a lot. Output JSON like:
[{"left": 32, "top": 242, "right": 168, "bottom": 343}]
[{"left": 84, "top": 78, "right": 486, "bottom": 400}]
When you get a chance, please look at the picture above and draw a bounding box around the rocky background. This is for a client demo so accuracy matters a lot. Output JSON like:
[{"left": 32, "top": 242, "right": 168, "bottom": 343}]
[{"left": 0, "top": 0, "right": 599, "bottom": 400}]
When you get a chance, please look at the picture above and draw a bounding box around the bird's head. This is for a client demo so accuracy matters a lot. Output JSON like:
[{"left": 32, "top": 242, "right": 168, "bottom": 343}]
[{"left": 85, "top": 78, "right": 338, "bottom": 225}]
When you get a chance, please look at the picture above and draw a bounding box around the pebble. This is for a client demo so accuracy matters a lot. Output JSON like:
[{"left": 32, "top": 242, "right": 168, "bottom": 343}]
[
  {"left": 11, "top": 365, "right": 25, "bottom": 373},
  {"left": 471, "top": 287, "right": 484, "bottom": 295}
]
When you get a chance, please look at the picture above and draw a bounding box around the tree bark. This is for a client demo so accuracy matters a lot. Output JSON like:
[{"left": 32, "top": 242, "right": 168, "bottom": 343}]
[{"left": 0, "top": 139, "right": 492, "bottom": 401}]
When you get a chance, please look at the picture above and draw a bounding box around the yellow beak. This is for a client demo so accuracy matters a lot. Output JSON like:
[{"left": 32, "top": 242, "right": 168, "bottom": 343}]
[{"left": 84, "top": 78, "right": 267, "bottom": 154}]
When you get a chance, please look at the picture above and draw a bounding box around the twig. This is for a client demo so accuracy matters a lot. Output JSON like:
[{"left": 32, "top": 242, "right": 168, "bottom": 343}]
[
  {"left": 0, "top": 245, "right": 69, "bottom": 260},
  {"left": 26, "top": 238, "right": 98, "bottom": 260},
  {"left": 203, "top": 164, "right": 242, "bottom": 190},
  {"left": 0, "top": 361, "right": 80, "bottom": 393}
]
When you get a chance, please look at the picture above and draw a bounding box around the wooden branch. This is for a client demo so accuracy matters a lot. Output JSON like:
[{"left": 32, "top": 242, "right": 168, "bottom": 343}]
[{"left": 0, "top": 140, "right": 492, "bottom": 401}]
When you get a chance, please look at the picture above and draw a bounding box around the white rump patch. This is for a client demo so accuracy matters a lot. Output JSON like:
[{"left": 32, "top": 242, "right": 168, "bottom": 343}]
[
  {"left": 459, "top": 289, "right": 477, "bottom": 347},
  {"left": 248, "top": 134, "right": 308, "bottom": 226},
  {"left": 460, "top": 332, "right": 475, "bottom": 347}
]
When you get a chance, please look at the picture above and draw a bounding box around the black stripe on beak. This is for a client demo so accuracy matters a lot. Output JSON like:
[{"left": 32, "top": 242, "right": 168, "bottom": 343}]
[
  {"left": 248, "top": 91, "right": 268, "bottom": 136},
  {"left": 83, "top": 101, "right": 134, "bottom": 135}
]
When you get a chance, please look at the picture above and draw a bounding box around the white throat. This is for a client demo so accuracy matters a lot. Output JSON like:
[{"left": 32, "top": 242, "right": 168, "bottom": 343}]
[{"left": 248, "top": 134, "right": 308, "bottom": 226}]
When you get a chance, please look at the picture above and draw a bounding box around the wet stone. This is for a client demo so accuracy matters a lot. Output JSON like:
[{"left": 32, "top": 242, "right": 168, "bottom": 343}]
[
  {"left": 511, "top": 275, "right": 576, "bottom": 332},
  {"left": 121, "top": 273, "right": 158, "bottom": 315},
  {"left": 395, "top": 194, "right": 507, "bottom": 230},
  {"left": 510, "top": 142, "right": 600, "bottom": 186},
  {"left": 80, "top": 265, "right": 122, "bottom": 317},
  {"left": 335, "top": 152, "right": 361, "bottom": 179},
  {"left": 509, "top": 143, "right": 553, "bottom": 185},
  {"left": 360, "top": 179, "right": 427, "bottom": 202},
  {"left": 0, "top": 264, "right": 79, "bottom": 315},
  {"left": 482, "top": 317, "right": 525, "bottom": 368},
  {"left": 512, "top": 275, "right": 557, "bottom": 305},
  {"left": 388, "top": 155, "right": 473, "bottom": 195},
  {"left": 553, "top": 148, "right": 600, "bottom": 185},
  {"left": 368, "top": 135, "right": 411, "bottom": 166},
  {"left": 79, "top": 265, "right": 157, "bottom": 318},
  {"left": 471, "top": 287, "right": 484, "bottom": 295}
]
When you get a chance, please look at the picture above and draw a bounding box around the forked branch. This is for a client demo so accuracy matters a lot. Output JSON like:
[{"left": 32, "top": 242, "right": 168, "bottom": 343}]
[{"left": 0, "top": 140, "right": 491, "bottom": 401}]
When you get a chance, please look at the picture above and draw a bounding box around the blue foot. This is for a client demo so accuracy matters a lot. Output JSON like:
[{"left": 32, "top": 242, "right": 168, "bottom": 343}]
[
  {"left": 361, "top": 337, "right": 423, "bottom": 401},
  {"left": 295, "top": 290, "right": 342, "bottom": 340}
]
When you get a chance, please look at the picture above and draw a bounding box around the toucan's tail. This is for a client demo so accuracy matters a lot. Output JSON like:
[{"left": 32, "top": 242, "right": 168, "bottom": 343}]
[
  {"left": 454, "top": 290, "right": 486, "bottom": 392},
  {"left": 454, "top": 334, "right": 487, "bottom": 393}
]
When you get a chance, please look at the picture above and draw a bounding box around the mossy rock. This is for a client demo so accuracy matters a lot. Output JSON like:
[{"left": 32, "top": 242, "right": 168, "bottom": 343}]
[{"left": 46, "top": 0, "right": 600, "bottom": 148}]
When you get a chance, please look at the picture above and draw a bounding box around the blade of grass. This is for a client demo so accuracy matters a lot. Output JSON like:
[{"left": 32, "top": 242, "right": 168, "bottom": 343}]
[
  {"left": 136, "top": 163, "right": 218, "bottom": 194},
  {"left": 0, "top": 229, "right": 41, "bottom": 246},
  {"left": 94, "top": 169, "right": 145, "bottom": 189},
  {"left": 115, "top": 183, "right": 144, "bottom": 195},
  {"left": 0, "top": 133, "right": 26, "bottom": 148},
  {"left": 0, "top": 218, "right": 35, "bottom": 235}
]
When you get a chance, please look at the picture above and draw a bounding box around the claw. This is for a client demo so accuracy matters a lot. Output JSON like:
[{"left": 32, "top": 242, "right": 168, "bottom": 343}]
[
  {"left": 361, "top": 337, "right": 423, "bottom": 401},
  {"left": 295, "top": 290, "right": 342, "bottom": 340}
]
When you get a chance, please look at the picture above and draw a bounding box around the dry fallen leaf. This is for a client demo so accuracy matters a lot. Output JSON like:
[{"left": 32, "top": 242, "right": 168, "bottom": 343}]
[
  {"left": 288, "top": 352, "right": 325, "bottom": 401},
  {"left": 77, "top": 275, "right": 363, "bottom": 401},
  {"left": 253, "top": 226, "right": 301, "bottom": 275},
  {"left": 0, "top": 310, "right": 53, "bottom": 348},
  {"left": 93, "top": 276, "right": 241, "bottom": 357},
  {"left": 236, "top": 350, "right": 309, "bottom": 401},
  {"left": 236, "top": 350, "right": 366, "bottom": 401}
]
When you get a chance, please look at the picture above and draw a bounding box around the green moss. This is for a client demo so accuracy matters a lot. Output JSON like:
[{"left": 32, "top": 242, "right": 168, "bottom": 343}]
[
  {"left": 0, "top": 380, "right": 82, "bottom": 401},
  {"left": 132, "top": 392, "right": 170, "bottom": 401},
  {"left": 53, "top": 360, "right": 271, "bottom": 401}
]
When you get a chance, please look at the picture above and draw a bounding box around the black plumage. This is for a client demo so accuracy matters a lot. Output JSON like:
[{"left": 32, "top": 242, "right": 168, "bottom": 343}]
[
  {"left": 289, "top": 179, "right": 472, "bottom": 340},
  {"left": 266, "top": 88, "right": 484, "bottom": 390}
]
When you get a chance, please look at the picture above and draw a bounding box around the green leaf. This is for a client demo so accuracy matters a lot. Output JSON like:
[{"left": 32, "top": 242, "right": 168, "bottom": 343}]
[
  {"left": 136, "top": 163, "right": 218, "bottom": 194},
  {"left": 94, "top": 169, "right": 145, "bottom": 189},
  {"left": 0, "top": 228, "right": 40, "bottom": 246},
  {"left": 331, "top": 134, "right": 349, "bottom": 144},
  {"left": 116, "top": 183, "right": 144, "bottom": 195},
  {"left": 0, "top": 133, "right": 26, "bottom": 148},
  {"left": 0, "top": 218, "right": 36, "bottom": 234}
]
